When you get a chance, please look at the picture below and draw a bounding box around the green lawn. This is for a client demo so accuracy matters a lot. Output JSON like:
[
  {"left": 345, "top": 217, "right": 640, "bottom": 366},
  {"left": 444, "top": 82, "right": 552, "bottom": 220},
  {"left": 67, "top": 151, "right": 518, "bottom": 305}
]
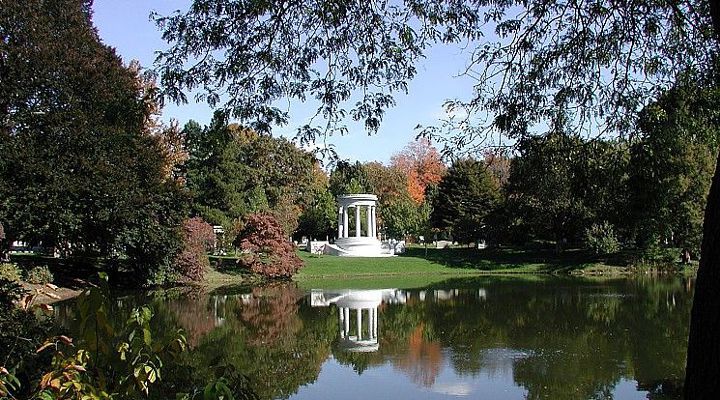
[
  {"left": 294, "top": 246, "right": 640, "bottom": 280},
  {"left": 295, "top": 251, "right": 480, "bottom": 277},
  {"left": 400, "top": 246, "right": 630, "bottom": 273}
]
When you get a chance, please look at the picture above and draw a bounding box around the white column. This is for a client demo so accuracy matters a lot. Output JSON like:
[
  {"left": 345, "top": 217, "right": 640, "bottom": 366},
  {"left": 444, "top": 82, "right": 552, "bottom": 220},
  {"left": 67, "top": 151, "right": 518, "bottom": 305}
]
[
  {"left": 371, "top": 206, "right": 377, "bottom": 238},
  {"left": 367, "top": 309, "right": 373, "bottom": 339},
  {"left": 356, "top": 308, "right": 362, "bottom": 339},
  {"left": 339, "top": 307, "right": 345, "bottom": 338},
  {"left": 369, "top": 308, "right": 373, "bottom": 338},
  {"left": 338, "top": 206, "right": 343, "bottom": 238},
  {"left": 366, "top": 205, "right": 372, "bottom": 237},
  {"left": 343, "top": 208, "right": 349, "bottom": 238},
  {"left": 345, "top": 308, "right": 350, "bottom": 335},
  {"left": 373, "top": 307, "right": 378, "bottom": 339},
  {"left": 355, "top": 205, "right": 361, "bottom": 238}
]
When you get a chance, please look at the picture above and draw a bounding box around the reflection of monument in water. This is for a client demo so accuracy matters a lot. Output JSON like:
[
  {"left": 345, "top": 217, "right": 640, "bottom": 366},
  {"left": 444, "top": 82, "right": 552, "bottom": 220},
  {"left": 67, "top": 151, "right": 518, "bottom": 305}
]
[{"left": 311, "top": 289, "right": 403, "bottom": 352}]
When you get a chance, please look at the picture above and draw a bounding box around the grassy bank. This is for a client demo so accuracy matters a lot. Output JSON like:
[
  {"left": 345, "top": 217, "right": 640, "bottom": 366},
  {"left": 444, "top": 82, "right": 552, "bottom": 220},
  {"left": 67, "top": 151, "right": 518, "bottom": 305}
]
[
  {"left": 7, "top": 245, "right": 695, "bottom": 298},
  {"left": 295, "top": 246, "right": 696, "bottom": 280}
]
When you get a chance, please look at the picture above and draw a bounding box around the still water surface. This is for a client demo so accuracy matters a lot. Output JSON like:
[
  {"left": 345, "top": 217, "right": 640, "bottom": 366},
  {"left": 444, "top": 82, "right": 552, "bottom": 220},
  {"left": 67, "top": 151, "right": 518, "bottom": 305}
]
[{"left": 57, "top": 276, "right": 692, "bottom": 399}]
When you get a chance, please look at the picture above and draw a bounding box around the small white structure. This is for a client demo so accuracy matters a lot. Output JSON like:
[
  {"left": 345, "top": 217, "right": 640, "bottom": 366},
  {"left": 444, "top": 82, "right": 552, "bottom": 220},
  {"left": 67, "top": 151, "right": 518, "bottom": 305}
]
[
  {"left": 307, "top": 240, "right": 329, "bottom": 255},
  {"left": 324, "top": 194, "right": 394, "bottom": 257}
]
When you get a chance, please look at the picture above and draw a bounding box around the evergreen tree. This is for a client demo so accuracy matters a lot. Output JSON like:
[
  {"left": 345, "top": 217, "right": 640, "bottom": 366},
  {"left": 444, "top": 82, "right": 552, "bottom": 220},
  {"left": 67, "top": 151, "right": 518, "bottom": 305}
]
[{"left": 431, "top": 158, "right": 500, "bottom": 245}]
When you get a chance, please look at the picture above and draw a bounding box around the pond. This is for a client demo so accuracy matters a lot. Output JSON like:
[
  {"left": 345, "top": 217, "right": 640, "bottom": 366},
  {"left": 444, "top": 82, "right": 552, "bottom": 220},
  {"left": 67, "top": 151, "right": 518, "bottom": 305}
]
[{"left": 55, "top": 276, "right": 692, "bottom": 399}]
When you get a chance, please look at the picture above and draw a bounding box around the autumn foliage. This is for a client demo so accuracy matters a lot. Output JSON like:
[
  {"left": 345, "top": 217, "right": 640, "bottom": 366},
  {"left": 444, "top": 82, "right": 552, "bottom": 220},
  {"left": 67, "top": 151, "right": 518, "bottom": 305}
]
[
  {"left": 390, "top": 138, "right": 445, "bottom": 204},
  {"left": 175, "top": 217, "right": 216, "bottom": 281},
  {"left": 236, "top": 213, "right": 303, "bottom": 278}
]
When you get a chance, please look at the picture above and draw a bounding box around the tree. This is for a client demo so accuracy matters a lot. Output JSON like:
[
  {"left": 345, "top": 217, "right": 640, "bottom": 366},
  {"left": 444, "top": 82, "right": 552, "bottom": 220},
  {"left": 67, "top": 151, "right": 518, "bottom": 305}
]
[
  {"left": 297, "top": 164, "right": 337, "bottom": 240},
  {"left": 629, "top": 84, "right": 719, "bottom": 255},
  {"left": 236, "top": 213, "right": 303, "bottom": 278},
  {"left": 155, "top": 0, "right": 720, "bottom": 394},
  {"left": 153, "top": 2, "right": 483, "bottom": 139},
  {"left": 505, "top": 131, "right": 592, "bottom": 246},
  {"left": 0, "top": 0, "right": 187, "bottom": 279},
  {"left": 184, "top": 114, "right": 250, "bottom": 229},
  {"left": 362, "top": 162, "right": 408, "bottom": 206},
  {"left": 175, "top": 217, "right": 216, "bottom": 281},
  {"left": 328, "top": 161, "right": 369, "bottom": 197},
  {"left": 483, "top": 150, "right": 512, "bottom": 189},
  {"left": 431, "top": 158, "right": 500, "bottom": 245},
  {"left": 185, "top": 114, "right": 315, "bottom": 236},
  {"left": 390, "top": 138, "right": 446, "bottom": 204},
  {"left": 503, "top": 124, "right": 629, "bottom": 249},
  {"left": 382, "top": 194, "right": 431, "bottom": 240}
]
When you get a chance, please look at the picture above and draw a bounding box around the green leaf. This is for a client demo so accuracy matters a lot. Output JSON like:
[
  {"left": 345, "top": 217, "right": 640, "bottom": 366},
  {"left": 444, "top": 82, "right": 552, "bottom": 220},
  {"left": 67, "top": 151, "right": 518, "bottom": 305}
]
[{"left": 143, "top": 328, "right": 152, "bottom": 346}]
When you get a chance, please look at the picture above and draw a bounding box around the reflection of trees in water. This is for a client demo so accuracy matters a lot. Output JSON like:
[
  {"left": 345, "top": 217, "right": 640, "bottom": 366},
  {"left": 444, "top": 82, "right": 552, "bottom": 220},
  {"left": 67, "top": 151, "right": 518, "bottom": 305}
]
[
  {"left": 163, "top": 291, "right": 217, "bottom": 347},
  {"left": 56, "top": 277, "right": 693, "bottom": 399},
  {"left": 237, "top": 284, "right": 304, "bottom": 346},
  {"left": 437, "top": 278, "right": 691, "bottom": 400},
  {"left": 333, "top": 277, "right": 692, "bottom": 399},
  {"left": 169, "top": 283, "right": 335, "bottom": 400},
  {"left": 66, "top": 283, "right": 337, "bottom": 400},
  {"left": 637, "top": 379, "right": 683, "bottom": 400},
  {"left": 393, "top": 323, "right": 443, "bottom": 387}
]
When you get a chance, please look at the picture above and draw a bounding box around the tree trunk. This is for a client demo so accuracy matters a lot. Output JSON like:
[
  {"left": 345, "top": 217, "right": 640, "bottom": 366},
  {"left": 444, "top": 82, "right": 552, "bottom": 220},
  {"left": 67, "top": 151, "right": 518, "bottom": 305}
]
[
  {"left": 684, "top": 2, "right": 720, "bottom": 396},
  {"left": 685, "top": 151, "right": 720, "bottom": 398}
]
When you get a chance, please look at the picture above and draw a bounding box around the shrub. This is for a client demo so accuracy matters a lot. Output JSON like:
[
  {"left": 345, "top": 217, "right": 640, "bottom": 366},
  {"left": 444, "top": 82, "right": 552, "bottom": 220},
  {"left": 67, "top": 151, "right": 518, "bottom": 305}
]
[
  {"left": 174, "top": 217, "right": 216, "bottom": 281},
  {"left": 632, "top": 246, "right": 680, "bottom": 271},
  {"left": 24, "top": 266, "right": 53, "bottom": 284},
  {"left": 236, "top": 213, "right": 303, "bottom": 278},
  {"left": 0, "top": 278, "right": 54, "bottom": 398},
  {"left": 0, "top": 263, "right": 21, "bottom": 282},
  {"left": 584, "top": 222, "right": 620, "bottom": 255}
]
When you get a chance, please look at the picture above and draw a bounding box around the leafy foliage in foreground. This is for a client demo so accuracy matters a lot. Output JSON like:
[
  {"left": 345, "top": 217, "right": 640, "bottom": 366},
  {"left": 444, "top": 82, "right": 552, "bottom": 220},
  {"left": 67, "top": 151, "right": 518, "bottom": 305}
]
[
  {"left": 0, "top": 278, "right": 54, "bottom": 398},
  {"left": 1, "top": 274, "right": 259, "bottom": 399}
]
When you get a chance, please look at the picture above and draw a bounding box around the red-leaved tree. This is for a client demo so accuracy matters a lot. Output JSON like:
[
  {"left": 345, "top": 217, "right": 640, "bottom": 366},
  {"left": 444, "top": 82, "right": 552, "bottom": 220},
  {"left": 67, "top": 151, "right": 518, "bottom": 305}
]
[
  {"left": 175, "top": 217, "right": 216, "bottom": 281},
  {"left": 236, "top": 213, "right": 303, "bottom": 278}
]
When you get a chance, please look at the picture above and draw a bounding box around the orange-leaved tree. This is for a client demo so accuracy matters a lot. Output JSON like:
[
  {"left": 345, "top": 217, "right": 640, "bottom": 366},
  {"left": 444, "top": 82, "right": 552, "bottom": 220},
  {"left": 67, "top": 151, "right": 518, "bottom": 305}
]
[{"left": 390, "top": 138, "right": 445, "bottom": 204}]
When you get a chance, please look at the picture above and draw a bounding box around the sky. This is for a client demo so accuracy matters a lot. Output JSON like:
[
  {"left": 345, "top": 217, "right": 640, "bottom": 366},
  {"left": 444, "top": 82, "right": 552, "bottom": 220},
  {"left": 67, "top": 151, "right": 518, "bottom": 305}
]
[{"left": 91, "top": 1, "right": 478, "bottom": 164}]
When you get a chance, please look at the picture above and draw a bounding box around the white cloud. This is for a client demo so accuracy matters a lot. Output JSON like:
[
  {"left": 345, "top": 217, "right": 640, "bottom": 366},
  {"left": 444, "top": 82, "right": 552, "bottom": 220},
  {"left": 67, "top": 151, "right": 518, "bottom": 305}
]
[{"left": 431, "top": 382, "right": 473, "bottom": 396}]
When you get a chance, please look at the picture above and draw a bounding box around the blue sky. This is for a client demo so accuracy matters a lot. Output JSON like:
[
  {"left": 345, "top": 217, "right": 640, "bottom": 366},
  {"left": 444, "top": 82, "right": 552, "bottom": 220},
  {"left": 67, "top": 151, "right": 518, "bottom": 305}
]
[{"left": 92, "top": 1, "right": 477, "bottom": 163}]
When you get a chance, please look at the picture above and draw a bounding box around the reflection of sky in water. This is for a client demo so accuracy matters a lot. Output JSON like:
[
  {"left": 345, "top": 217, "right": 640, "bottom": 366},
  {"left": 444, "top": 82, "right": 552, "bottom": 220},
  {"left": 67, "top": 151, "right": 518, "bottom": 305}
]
[
  {"left": 291, "top": 358, "right": 650, "bottom": 399},
  {"left": 291, "top": 358, "right": 525, "bottom": 399}
]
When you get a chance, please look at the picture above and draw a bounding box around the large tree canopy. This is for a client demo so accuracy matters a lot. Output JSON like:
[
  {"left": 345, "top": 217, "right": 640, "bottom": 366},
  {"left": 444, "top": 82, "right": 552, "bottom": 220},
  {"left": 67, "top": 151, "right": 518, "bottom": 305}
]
[
  {"left": 154, "top": 1, "right": 718, "bottom": 148},
  {"left": 0, "top": 0, "right": 187, "bottom": 278},
  {"left": 153, "top": 0, "right": 482, "bottom": 144}
]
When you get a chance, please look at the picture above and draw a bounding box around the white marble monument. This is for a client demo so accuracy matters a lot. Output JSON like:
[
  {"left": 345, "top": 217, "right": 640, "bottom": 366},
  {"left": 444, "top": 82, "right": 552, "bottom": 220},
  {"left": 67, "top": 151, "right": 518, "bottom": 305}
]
[{"left": 324, "top": 194, "right": 395, "bottom": 257}]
